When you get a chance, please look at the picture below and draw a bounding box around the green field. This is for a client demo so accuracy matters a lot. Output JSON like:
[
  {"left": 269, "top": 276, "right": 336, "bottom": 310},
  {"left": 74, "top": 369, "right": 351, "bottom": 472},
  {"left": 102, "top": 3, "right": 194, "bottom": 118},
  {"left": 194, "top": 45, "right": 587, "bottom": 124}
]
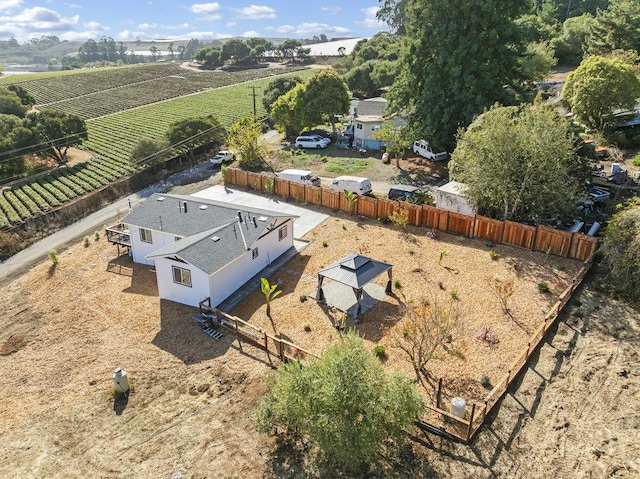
[{"left": 85, "top": 69, "right": 315, "bottom": 162}]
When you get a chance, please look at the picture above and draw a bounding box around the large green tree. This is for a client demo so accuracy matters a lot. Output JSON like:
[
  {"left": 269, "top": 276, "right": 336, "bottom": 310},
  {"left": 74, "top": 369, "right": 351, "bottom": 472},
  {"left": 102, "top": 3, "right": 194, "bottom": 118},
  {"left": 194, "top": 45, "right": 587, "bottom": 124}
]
[
  {"left": 0, "top": 89, "right": 28, "bottom": 117},
  {"left": 600, "top": 200, "right": 640, "bottom": 304},
  {"left": 0, "top": 114, "right": 33, "bottom": 179},
  {"left": 450, "top": 104, "right": 587, "bottom": 223},
  {"left": 262, "top": 76, "right": 302, "bottom": 114},
  {"left": 562, "top": 55, "right": 640, "bottom": 130},
  {"left": 166, "top": 116, "right": 226, "bottom": 162},
  {"left": 271, "top": 83, "right": 308, "bottom": 139},
  {"left": 24, "top": 110, "right": 87, "bottom": 164},
  {"left": 303, "top": 69, "right": 350, "bottom": 134},
  {"left": 255, "top": 331, "right": 424, "bottom": 471},
  {"left": 389, "top": 0, "right": 529, "bottom": 151},
  {"left": 227, "top": 117, "right": 264, "bottom": 169},
  {"left": 588, "top": 0, "right": 640, "bottom": 56},
  {"left": 130, "top": 137, "right": 169, "bottom": 166}
]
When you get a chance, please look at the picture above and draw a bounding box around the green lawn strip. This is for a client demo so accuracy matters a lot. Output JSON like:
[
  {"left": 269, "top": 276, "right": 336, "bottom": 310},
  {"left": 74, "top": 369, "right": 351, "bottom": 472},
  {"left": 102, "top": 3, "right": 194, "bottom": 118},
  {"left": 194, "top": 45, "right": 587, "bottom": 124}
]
[{"left": 323, "top": 157, "right": 373, "bottom": 175}]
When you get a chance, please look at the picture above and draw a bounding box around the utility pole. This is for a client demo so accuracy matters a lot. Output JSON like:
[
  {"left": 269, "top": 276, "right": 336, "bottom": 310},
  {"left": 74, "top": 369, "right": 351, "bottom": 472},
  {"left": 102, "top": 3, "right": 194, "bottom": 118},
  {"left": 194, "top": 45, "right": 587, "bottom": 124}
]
[{"left": 250, "top": 85, "right": 257, "bottom": 119}]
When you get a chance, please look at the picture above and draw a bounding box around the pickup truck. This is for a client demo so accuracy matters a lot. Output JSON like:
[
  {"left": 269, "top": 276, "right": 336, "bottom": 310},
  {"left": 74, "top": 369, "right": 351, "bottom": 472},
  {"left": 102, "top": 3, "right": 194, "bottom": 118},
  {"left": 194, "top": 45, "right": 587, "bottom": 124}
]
[{"left": 209, "top": 150, "right": 234, "bottom": 165}]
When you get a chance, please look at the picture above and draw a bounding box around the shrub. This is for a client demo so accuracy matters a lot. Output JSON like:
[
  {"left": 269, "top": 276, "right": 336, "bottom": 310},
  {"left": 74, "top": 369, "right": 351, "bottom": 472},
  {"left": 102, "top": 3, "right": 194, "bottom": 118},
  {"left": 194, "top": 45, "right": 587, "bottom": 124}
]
[
  {"left": 304, "top": 323, "right": 311, "bottom": 332},
  {"left": 408, "top": 249, "right": 415, "bottom": 255},
  {"left": 378, "top": 216, "right": 392, "bottom": 224},
  {"left": 322, "top": 240, "right": 328, "bottom": 247},
  {"left": 94, "top": 231, "right": 100, "bottom": 241},
  {"left": 450, "top": 290, "right": 458, "bottom": 300},
  {"left": 480, "top": 375, "right": 491, "bottom": 387},
  {"left": 299, "top": 294, "right": 308, "bottom": 303},
  {"left": 633, "top": 154, "right": 640, "bottom": 167},
  {"left": 48, "top": 249, "right": 59, "bottom": 265},
  {"left": 477, "top": 326, "right": 499, "bottom": 344},
  {"left": 389, "top": 208, "right": 409, "bottom": 228},
  {"left": 83, "top": 236, "right": 90, "bottom": 247},
  {"left": 372, "top": 344, "right": 386, "bottom": 359},
  {"left": 394, "top": 279, "right": 402, "bottom": 289},
  {"left": 537, "top": 282, "right": 550, "bottom": 293},
  {"left": 489, "top": 250, "right": 497, "bottom": 260}
]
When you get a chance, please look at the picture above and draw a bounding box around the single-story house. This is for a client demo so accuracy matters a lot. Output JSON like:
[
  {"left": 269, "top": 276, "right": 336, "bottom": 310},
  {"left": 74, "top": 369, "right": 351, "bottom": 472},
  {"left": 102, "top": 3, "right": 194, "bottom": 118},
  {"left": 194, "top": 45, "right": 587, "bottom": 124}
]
[
  {"left": 119, "top": 193, "right": 297, "bottom": 308},
  {"left": 353, "top": 97, "right": 388, "bottom": 151}
]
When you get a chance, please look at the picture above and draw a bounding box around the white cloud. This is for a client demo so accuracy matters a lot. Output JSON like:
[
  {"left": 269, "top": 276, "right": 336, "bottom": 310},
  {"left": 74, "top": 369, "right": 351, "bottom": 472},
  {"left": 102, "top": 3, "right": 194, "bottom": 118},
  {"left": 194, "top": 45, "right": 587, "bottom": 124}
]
[
  {"left": 321, "top": 6, "right": 341, "bottom": 15},
  {"left": 0, "top": 0, "right": 23, "bottom": 12},
  {"left": 231, "top": 5, "right": 276, "bottom": 20},
  {"left": 0, "top": 6, "right": 79, "bottom": 40},
  {"left": 270, "top": 22, "right": 351, "bottom": 37},
  {"left": 360, "top": 6, "right": 384, "bottom": 29},
  {"left": 189, "top": 2, "right": 220, "bottom": 14},
  {"left": 226, "top": 21, "right": 236, "bottom": 27},
  {"left": 241, "top": 30, "right": 260, "bottom": 38},
  {"left": 65, "top": 3, "right": 82, "bottom": 8},
  {"left": 84, "top": 21, "right": 109, "bottom": 32},
  {"left": 138, "top": 22, "right": 192, "bottom": 30}
]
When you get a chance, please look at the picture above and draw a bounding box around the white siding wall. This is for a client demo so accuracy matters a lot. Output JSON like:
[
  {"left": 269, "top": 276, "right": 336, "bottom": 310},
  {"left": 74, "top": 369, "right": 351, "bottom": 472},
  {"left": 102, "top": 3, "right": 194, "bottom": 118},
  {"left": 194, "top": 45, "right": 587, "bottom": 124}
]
[
  {"left": 154, "top": 259, "right": 210, "bottom": 308},
  {"left": 435, "top": 191, "right": 477, "bottom": 216},
  {"left": 127, "top": 225, "right": 176, "bottom": 265},
  {"left": 208, "top": 221, "right": 294, "bottom": 307}
]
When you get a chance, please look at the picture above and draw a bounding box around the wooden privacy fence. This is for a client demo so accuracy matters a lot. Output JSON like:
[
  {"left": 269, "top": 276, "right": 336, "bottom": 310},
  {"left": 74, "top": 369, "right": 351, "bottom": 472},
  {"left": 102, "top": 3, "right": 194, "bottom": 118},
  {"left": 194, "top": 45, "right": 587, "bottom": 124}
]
[
  {"left": 224, "top": 168, "right": 599, "bottom": 262},
  {"left": 198, "top": 298, "right": 318, "bottom": 364},
  {"left": 416, "top": 251, "right": 595, "bottom": 442}
]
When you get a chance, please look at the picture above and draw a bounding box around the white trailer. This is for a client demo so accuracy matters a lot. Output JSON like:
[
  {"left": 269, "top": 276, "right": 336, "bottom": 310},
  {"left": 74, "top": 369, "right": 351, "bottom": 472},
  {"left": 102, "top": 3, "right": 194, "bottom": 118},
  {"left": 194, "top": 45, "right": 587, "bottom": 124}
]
[
  {"left": 436, "top": 181, "right": 477, "bottom": 216},
  {"left": 413, "top": 140, "right": 448, "bottom": 162}
]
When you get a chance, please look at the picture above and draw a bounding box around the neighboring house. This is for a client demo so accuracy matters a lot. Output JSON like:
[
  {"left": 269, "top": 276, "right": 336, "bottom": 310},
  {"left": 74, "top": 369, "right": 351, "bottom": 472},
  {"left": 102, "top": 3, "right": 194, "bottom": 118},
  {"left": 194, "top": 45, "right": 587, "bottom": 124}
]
[
  {"left": 118, "top": 193, "right": 297, "bottom": 308},
  {"left": 353, "top": 97, "right": 387, "bottom": 150}
]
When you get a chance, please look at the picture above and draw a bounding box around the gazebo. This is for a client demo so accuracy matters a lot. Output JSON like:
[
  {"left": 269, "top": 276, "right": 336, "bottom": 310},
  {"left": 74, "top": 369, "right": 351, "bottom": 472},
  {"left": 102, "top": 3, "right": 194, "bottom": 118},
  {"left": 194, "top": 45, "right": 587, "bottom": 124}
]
[{"left": 314, "top": 253, "right": 393, "bottom": 323}]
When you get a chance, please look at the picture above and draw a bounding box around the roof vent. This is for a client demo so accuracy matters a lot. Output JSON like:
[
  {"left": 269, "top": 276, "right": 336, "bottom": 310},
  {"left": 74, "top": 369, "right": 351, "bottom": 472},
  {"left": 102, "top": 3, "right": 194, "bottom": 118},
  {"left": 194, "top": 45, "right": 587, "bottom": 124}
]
[
  {"left": 157, "top": 197, "right": 165, "bottom": 201},
  {"left": 211, "top": 236, "right": 220, "bottom": 242},
  {"left": 258, "top": 216, "right": 268, "bottom": 222},
  {"left": 199, "top": 205, "right": 208, "bottom": 210}
]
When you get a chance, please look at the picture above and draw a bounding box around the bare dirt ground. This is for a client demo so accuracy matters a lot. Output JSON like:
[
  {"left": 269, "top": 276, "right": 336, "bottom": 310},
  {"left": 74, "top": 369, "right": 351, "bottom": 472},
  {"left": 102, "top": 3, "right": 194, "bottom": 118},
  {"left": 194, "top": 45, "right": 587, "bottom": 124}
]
[{"left": 1, "top": 156, "right": 638, "bottom": 478}]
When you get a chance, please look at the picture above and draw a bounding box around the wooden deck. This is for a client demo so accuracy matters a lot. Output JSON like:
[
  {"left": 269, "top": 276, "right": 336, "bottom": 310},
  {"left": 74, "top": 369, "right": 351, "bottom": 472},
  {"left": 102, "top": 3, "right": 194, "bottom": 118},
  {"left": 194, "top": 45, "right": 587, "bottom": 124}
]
[{"left": 106, "top": 223, "right": 131, "bottom": 254}]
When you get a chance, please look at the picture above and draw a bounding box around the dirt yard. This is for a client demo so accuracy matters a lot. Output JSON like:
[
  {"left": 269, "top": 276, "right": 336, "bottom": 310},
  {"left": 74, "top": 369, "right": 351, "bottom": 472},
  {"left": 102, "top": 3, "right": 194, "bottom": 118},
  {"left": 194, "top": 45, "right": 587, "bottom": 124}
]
[{"left": 1, "top": 187, "right": 638, "bottom": 477}]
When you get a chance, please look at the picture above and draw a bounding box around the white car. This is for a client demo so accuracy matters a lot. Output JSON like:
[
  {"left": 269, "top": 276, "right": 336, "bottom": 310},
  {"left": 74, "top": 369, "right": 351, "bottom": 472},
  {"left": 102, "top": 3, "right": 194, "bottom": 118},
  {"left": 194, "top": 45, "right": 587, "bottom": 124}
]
[
  {"left": 295, "top": 135, "right": 330, "bottom": 149},
  {"left": 209, "top": 151, "right": 234, "bottom": 165}
]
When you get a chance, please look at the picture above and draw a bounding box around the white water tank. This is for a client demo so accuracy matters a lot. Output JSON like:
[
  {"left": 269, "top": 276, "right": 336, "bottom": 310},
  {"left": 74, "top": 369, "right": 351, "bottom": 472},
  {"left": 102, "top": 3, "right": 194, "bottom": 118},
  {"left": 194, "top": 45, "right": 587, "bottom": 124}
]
[
  {"left": 450, "top": 397, "right": 466, "bottom": 419},
  {"left": 113, "top": 367, "right": 130, "bottom": 394}
]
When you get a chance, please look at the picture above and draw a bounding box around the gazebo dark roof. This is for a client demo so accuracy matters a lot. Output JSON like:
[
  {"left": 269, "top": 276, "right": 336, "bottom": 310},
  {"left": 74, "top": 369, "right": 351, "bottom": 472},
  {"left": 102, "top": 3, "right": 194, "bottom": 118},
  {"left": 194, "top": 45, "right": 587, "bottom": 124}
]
[
  {"left": 315, "top": 254, "right": 393, "bottom": 322},
  {"left": 317, "top": 253, "right": 392, "bottom": 289}
]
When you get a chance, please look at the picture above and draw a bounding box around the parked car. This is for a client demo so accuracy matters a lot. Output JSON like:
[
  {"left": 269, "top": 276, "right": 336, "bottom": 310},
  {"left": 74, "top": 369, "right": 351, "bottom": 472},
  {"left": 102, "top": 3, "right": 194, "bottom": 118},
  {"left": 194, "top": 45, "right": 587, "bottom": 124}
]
[
  {"left": 329, "top": 176, "right": 372, "bottom": 195},
  {"left": 388, "top": 185, "right": 433, "bottom": 205},
  {"left": 295, "top": 135, "right": 331, "bottom": 149},
  {"left": 412, "top": 139, "right": 448, "bottom": 162},
  {"left": 209, "top": 150, "right": 234, "bottom": 165}
]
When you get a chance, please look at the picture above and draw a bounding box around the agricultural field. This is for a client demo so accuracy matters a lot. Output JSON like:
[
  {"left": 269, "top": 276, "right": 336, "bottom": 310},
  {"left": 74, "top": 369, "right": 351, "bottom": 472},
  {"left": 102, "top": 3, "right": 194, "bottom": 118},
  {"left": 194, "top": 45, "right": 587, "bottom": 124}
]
[
  {"left": 32, "top": 66, "right": 310, "bottom": 120},
  {"left": 0, "top": 157, "right": 134, "bottom": 229},
  {"left": 84, "top": 69, "right": 315, "bottom": 162}
]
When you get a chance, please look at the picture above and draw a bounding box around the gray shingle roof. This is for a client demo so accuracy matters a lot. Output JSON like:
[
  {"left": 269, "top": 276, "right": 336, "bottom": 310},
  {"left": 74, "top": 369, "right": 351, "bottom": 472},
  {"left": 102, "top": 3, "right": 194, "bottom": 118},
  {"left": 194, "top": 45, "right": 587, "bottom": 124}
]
[
  {"left": 125, "top": 193, "right": 296, "bottom": 275},
  {"left": 318, "top": 253, "right": 392, "bottom": 289},
  {"left": 354, "top": 97, "right": 387, "bottom": 118}
]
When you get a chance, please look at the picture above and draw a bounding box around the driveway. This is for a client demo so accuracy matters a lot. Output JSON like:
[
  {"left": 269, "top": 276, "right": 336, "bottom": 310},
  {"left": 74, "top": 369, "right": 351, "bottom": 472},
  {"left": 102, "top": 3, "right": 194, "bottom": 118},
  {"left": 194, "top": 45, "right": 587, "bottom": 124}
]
[{"left": 191, "top": 185, "right": 328, "bottom": 238}]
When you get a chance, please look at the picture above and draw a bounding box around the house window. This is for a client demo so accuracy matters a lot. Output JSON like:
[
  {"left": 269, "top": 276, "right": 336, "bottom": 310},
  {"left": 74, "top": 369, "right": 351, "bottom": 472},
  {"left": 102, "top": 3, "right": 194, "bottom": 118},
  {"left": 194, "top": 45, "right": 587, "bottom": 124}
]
[
  {"left": 371, "top": 125, "right": 381, "bottom": 132},
  {"left": 252, "top": 247, "right": 259, "bottom": 259},
  {"left": 140, "top": 228, "right": 152, "bottom": 243},
  {"left": 278, "top": 225, "right": 288, "bottom": 241},
  {"left": 172, "top": 266, "right": 192, "bottom": 287},
  {"left": 356, "top": 123, "right": 363, "bottom": 130}
]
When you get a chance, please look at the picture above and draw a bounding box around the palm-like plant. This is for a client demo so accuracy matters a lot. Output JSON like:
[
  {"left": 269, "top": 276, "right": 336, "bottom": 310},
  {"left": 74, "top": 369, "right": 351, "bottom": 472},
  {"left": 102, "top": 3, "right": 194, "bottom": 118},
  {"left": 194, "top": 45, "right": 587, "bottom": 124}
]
[
  {"left": 261, "top": 277, "right": 282, "bottom": 326},
  {"left": 344, "top": 189, "right": 358, "bottom": 215}
]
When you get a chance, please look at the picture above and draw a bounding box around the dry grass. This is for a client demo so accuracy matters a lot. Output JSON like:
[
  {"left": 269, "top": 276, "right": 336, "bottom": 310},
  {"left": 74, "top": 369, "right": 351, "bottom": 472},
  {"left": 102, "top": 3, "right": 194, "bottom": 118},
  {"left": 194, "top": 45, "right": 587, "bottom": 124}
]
[{"left": 230, "top": 209, "right": 582, "bottom": 404}]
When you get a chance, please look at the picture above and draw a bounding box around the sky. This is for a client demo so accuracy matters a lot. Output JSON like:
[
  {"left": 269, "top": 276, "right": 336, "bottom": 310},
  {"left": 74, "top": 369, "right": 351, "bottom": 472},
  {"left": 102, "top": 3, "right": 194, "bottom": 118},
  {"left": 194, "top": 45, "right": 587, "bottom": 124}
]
[{"left": 0, "top": 0, "right": 388, "bottom": 43}]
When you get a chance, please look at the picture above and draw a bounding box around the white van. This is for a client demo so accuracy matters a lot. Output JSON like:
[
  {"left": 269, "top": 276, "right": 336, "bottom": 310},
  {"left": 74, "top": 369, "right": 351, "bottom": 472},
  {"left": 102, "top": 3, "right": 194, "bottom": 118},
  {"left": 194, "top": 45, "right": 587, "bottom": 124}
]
[
  {"left": 329, "top": 176, "right": 372, "bottom": 195},
  {"left": 277, "top": 169, "right": 321, "bottom": 186}
]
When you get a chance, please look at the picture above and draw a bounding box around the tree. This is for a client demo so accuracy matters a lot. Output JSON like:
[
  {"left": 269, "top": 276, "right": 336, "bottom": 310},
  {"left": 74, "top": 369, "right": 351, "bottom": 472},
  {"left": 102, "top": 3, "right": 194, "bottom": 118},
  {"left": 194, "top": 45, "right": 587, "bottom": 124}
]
[
  {"left": 0, "top": 89, "right": 28, "bottom": 117},
  {"left": 562, "top": 55, "right": 640, "bottom": 130},
  {"left": 6, "top": 85, "right": 36, "bottom": 107},
  {"left": 449, "top": 104, "right": 587, "bottom": 224},
  {"left": 391, "top": 298, "right": 461, "bottom": 387},
  {"left": 167, "top": 42, "right": 174, "bottom": 59},
  {"left": 389, "top": 0, "right": 529, "bottom": 151},
  {"left": 166, "top": 116, "right": 226, "bottom": 163},
  {"left": 552, "top": 13, "right": 596, "bottom": 65},
  {"left": 130, "top": 137, "right": 169, "bottom": 166},
  {"left": 277, "top": 39, "right": 302, "bottom": 62},
  {"left": 343, "top": 190, "right": 359, "bottom": 215},
  {"left": 185, "top": 39, "right": 201, "bottom": 59},
  {"left": 177, "top": 45, "right": 186, "bottom": 60},
  {"left": 227, "top": 117, "right": 264, "bottom": 169},
  {"left": 0, "top": 114, "right": 33, "bottom": 179},
  {"left": 344, "top": 63, "right": 376, "bottom": 98},
  {"left": 262, "top": 76, "right": 302, "bottom": 114},
  {"left": 588, "top": 0, "right": 640, "bottom": 56},
  {"left": 600, "top": 199, "right": 640, "bottom": 304},
  {"left": 260, "top": 277, "right": 282, "bottom": 332},
  {"left": 372, "top": 120, "right": 411, "bottom": 168},
  {"left": 302, "top": 69, "right": 350, "bottom": 134},
  {"left": 25, "top": 110, "right": 87, "bottom": 165},
  {"left": 520, "top": 41, "right": 558, "bottom": 82},
  {"left": 376, "top": 0, "right": 409, "bottom": 34},
  {"left": 271, "top": 84, "right": 308, "bottom": 139},
  {"left": 255, "top": 330, "right": 424, "bottom": 471},
  {"left": 149, "top": 45, "right": 158, "bottom": 58},
  {"left": 222, "top": 39, "right": 250, "bottom": 63}
]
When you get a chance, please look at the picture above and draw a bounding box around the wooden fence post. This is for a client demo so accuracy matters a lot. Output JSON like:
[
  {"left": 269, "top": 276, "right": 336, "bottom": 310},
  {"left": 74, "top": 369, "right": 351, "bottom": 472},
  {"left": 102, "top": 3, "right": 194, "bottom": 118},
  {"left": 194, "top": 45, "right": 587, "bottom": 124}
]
[
  {"left": 466, "top": 403, "right": 476, "bottom": 441},
  {"left": 436, "top": 378, "right": 443, "bottom": 409}
]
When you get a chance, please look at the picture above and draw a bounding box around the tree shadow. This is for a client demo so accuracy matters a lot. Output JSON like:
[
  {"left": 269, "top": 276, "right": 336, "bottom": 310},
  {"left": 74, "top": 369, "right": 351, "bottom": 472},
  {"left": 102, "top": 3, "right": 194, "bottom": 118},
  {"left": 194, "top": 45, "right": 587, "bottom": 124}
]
[{"left": 113, "top": 391, "right": 129, "bottom": 416}]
